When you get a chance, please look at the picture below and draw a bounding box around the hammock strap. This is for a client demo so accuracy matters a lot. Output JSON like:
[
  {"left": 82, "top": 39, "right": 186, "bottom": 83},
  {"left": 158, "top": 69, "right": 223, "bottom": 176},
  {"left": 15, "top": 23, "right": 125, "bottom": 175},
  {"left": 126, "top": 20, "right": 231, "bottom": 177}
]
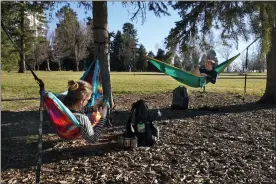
[
  {"left": 241, "top": 37, "right": 260, "bottom": 103},
  {"left": 245, "top": 47, "right": 249, "bottom": 69}
]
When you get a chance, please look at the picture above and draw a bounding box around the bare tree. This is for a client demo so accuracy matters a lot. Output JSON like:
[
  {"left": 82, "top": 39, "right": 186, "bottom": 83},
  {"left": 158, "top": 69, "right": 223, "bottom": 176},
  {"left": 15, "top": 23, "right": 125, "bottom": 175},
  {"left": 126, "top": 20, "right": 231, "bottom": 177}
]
[
  {"left": 45, "top": 30, "right": 56, "bottom": 71},
  {"left": 52, "top": 6, "right": 91, "bottom": 71},
  {"left": 85, "top": 17, "right": 94, "bottom": 69},
  {"left": 218, "top": 45, "right": 233, "bottom": 72},
  {"left": 52, "top": 23, "right": 72, "bottom": 69},
  {"left": 231, "top": 62, "right": 242, "bottom": 72},
  {"left": 73, "top": 21, "right": 90, "bottom": 71},
  {"left": 33, "top": 39, "right": 49, "bottom": 70},
  {"left": 251, "top": 42, "right": 266, "bottom": 72}
]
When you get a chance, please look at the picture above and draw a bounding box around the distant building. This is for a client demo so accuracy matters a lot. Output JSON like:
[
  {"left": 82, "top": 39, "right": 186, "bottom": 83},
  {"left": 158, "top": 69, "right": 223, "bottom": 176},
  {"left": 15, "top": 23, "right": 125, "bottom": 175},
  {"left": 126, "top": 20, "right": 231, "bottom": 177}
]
[{"left": 26, "top": 12, "right": 47, "bottom": 38}]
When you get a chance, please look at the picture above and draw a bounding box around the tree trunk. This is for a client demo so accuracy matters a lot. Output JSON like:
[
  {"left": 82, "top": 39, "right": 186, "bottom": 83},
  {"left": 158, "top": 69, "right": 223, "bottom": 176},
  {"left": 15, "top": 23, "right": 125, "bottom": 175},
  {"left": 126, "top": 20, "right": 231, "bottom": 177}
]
[
  {"left": 75, "top": 48, "right": 79, "bottom": 71},
  {"left": 18, "top": 2, "right": 26, "bottom": 73},
  {"left": 226, "top": 67, "right": 230, "bottom": 73},
  {"left": 46, "top": 58, "right": 51, "bottom": 71},
  {"left": 58, "top": 61, "right": 61, "bottom": 71},
  {"left": 35, "top": 58, "right": 38, "bottom": 71},
  {"left": 93, "top": 1, "right": 114, "bottom": 107},
  {"left": 76, "top": 61, "right": 79, "bottom": 71},
  {"left": 258, "top": 27, "right": 276, "bottom": 104}
]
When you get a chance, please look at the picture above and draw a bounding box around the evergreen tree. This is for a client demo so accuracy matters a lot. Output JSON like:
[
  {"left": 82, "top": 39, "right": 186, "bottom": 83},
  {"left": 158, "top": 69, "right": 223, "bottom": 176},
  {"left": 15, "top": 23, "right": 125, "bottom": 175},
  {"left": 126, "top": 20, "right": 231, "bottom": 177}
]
[
  {"left": 155, "top": 48, "right": 166, "bottom": 61},
  {"left": 110, "top": 31, "right": 124, "bottom": 71},
  {"left": 121, "top": 22, "right": 138, "bottom": 71},
  {"left": 148, "top": 48, "right": 166, "bottom": 72},
  {"left": 136, "top": 44, "right": 147, "bottom": 71},
  {"left": 1, "top": 1, "right": 48, "bottom": 72},
  {"left": 1, "top": 30, "right": 19, "bottom": 72},
  {"left": 147, "top": 51, "right": 155, "bottom": 58}
]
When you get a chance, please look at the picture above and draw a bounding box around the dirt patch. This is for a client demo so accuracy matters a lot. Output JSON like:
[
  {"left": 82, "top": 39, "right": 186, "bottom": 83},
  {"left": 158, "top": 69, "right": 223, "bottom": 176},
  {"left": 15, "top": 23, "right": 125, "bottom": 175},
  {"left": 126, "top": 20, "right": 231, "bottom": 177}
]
[{"left": 1, "top": 91, "right": 275, "bottom": 184}]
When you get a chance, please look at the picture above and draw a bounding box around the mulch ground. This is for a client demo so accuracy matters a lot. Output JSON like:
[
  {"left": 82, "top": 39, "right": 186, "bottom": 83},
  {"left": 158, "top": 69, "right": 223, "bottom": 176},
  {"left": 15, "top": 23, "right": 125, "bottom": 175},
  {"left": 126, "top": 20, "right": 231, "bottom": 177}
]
[{"left": 1, "top": 91, "right": 275, "bottom": 184}]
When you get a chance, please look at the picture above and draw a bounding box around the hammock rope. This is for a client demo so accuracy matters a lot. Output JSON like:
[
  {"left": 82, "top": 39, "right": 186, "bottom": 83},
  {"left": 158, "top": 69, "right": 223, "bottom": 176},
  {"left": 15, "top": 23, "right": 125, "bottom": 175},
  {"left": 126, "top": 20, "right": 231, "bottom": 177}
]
[{"left": 242, "top": 37, "right": 260, "bottom": 102}]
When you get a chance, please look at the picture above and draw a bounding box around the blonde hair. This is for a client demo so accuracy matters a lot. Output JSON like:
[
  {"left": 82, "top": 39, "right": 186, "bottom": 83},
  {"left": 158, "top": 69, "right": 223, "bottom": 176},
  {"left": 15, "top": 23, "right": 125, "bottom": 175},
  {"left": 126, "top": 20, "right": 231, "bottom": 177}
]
[{"left": 64, "top": 80, "right": 92, "bottom": 108}]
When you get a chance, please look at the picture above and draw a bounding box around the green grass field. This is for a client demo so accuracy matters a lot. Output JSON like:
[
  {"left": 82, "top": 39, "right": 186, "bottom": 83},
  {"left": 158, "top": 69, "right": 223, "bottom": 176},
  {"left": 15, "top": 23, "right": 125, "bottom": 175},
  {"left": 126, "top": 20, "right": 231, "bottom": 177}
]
[{"left": 1, "top": 71, "right": 266, "bottom": 111}]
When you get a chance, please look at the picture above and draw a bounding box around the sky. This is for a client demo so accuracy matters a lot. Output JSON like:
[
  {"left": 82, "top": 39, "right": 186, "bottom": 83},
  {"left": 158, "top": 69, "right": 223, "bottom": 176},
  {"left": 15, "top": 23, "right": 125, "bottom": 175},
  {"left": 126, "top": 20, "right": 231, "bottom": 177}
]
[
  {"left": 46, "top": 2, "right": 256, "bottom": 65},
  {"left": 46, "top": 2, "right": 180, "bottom": 52}
]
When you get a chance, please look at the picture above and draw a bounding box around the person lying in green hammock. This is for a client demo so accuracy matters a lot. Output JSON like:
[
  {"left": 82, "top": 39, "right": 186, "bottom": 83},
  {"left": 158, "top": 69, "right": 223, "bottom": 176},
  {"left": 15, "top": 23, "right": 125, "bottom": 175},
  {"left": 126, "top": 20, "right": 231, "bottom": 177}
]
[
  {"left": 192, "top": 59, "right": 218, "bottom": 84},
  {"left": 58, "top": 80, "right": 108, "bottom": 143}
]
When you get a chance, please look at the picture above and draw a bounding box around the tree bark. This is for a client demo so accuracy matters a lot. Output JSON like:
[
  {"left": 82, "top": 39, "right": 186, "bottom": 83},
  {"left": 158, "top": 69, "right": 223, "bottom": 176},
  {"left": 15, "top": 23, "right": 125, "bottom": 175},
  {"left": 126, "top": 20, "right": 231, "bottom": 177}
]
[
  {"left": 58, "top": 61, "right": 61, "bottom": 71},
  {"left": 18, "top": 2, "right": 26, "bottom": 73},
  {"left": 258, "top": 27, "right": 276, "bottom": 104},
  {"left": 46, "top": 58, "right": 51, "bottom": 71},
  {"left": 76, "top": 61, "right": 79, "bottom": 71},
  {"left": 93, "top": 1, "right": 114, "bottom": 107},
  {"left": 75, "top": 47, "right": 79, "bottom": 71}
]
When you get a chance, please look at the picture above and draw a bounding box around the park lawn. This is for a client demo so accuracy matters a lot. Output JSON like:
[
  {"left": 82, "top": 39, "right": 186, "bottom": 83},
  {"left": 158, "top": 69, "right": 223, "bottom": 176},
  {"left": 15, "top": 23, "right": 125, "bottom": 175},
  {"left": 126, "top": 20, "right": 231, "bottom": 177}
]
[{"left": 1, "top": 71, "right": 266, "bottom": 111}]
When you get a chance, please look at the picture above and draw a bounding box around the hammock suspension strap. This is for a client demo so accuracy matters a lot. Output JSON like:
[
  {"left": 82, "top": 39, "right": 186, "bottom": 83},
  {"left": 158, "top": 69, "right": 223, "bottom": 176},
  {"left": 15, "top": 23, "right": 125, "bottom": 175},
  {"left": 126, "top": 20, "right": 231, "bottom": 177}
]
[{"left": 242, "top": 37, "right": 260, "bottom": 102}]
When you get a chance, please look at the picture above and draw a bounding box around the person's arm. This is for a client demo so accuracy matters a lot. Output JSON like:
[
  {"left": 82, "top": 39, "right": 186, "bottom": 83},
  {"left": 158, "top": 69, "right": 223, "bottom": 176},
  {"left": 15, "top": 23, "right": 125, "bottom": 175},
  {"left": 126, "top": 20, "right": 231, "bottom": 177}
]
[
  {"left": 76, "top": 114, "right": 106, "bottom": 143},
  {"left": 191, "top": 68, "right": 201, "bottom": 76},
  {"left": 199, "top": 67, "right": 208, "bottom": 77},
  {"left": 77, "top": 106, "right": 108, "bottom": 143}
]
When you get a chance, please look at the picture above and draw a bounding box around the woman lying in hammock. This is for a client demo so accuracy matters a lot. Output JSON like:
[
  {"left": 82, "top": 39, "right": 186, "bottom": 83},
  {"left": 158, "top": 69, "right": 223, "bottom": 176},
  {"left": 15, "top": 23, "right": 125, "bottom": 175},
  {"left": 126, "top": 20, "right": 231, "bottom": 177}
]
[
  {"left": 57, "top": 80, "right": 108, "bottom": 143},
  {"left": 192, "top": 59, "right": 218, "bottom": 84}
]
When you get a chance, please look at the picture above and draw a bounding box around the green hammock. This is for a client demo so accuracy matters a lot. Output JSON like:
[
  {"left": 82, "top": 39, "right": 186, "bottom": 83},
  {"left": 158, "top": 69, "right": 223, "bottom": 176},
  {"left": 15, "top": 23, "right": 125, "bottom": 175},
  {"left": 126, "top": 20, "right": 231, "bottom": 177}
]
[{"left": 145, "top": 53, "right": 240, "bottom": 88}]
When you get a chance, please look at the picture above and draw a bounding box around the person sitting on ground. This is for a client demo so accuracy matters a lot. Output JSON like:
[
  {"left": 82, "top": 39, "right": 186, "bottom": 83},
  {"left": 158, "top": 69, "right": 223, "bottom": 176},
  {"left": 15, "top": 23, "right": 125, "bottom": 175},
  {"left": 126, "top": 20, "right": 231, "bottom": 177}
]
[
  {"left": 57, "top": 80, "right": 108, "bottom": 143},
  {"left": 192, "top": 59, "right": 218, "bottom": 84}
]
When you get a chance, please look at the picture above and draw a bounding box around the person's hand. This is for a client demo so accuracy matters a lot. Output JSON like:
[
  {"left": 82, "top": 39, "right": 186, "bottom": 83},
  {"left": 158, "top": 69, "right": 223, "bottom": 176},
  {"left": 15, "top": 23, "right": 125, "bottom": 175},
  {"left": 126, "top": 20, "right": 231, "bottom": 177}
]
[
  {"left": 201, "top": 73, "right": 208, "bottom": 77},
  {"left": 93, "top": 99, "right": 101, "bottom": 111},
  {"left": 98, "top": 105, "right": 108, "bottom": 119}
]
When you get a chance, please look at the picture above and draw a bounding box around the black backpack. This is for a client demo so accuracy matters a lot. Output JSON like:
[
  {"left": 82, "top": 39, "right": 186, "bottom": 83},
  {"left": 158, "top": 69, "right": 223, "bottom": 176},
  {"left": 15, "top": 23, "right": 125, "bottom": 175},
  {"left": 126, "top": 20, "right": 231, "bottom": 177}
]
[
  {"left": 123, "top": 100, "right": 160, "bottom": 147},
  {"left": 171, "top": 86, "right": 189, "bottom": 110}
]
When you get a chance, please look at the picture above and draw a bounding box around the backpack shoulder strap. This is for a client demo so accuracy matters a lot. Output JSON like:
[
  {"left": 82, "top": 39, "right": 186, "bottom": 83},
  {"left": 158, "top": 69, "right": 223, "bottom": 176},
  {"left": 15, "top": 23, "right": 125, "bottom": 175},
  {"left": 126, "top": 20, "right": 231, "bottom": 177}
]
[{"left": 125, "top": 105, "right": 136, "bottom": 135}]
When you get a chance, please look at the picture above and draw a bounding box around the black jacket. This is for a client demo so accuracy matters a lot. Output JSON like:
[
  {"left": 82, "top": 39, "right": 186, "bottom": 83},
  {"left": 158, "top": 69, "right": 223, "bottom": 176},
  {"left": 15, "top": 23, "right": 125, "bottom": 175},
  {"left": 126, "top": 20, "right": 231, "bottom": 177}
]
[{"left": 199, "top": 67, "right": 218, "bottom": 84}]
